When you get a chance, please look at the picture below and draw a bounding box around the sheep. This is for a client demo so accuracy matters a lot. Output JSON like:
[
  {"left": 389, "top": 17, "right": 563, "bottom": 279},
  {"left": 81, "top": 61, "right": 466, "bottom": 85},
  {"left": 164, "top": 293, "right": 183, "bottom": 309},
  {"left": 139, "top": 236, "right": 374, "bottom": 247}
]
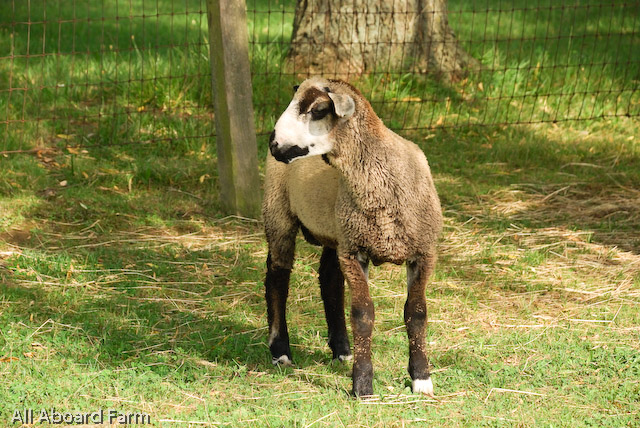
[{"left": 262, "top": 77, "right": 443, "bottom": 397}]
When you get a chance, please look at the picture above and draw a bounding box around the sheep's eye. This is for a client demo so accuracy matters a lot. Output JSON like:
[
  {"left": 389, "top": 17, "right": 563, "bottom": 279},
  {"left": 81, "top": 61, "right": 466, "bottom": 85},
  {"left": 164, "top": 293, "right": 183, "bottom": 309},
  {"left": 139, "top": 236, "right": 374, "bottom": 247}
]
[
  {"left": 293, "top": 85, "right": 300, "bottom": 93},
  {"left": 310, "top": 102, "right": 331, "bottom": 120}
]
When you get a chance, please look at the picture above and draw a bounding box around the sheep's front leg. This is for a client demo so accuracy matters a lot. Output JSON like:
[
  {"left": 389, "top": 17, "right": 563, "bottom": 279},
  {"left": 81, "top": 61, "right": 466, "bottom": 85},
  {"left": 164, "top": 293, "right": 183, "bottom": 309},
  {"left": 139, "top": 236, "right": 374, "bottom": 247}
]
[
  {"left": 265, "top": 252, "right": 294, "bottom": 366},
  {"left": 405, "top": 255, "right": 436, "bottom": 395},
  {"left": 339, "top": 252, "right": 374, "bottom": 397},
  {"left": 319, "top": 247, "right": 351, "bottom": 361}
]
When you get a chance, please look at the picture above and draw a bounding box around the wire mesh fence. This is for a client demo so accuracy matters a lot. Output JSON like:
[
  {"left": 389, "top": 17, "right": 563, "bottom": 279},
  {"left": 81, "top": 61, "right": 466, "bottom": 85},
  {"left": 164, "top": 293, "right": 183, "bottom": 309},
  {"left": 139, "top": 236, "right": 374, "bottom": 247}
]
[
  {"left": 1, "top": 0, "right": 213, "bottom": 154},
  {"left": 248, "top": 0, "right": 640, "bottom": 135},
  {"left": 1, "top": 0, "right": 639, "bottom": 155}
]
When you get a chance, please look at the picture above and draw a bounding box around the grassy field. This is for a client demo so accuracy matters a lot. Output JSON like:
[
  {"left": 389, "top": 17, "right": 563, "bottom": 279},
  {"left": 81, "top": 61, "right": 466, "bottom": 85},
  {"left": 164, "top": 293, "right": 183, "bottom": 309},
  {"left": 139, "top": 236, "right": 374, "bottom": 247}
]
[{"left": 1, "top": 0, "right": 640, "bottom": 427}]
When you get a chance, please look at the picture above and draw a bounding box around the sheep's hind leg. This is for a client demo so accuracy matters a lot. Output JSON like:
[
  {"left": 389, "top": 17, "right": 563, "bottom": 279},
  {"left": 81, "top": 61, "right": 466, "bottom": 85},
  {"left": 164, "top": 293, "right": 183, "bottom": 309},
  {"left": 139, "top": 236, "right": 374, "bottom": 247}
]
[
  {"left": 265, "top": 252, "right": 294, "bottom": 366},
  {"left": 339, "top": 252, "right": 374, "bottom": 397},
  {"left": 319, "top": 247, "right": 351, "bottom": 361},
  {"left": 405, "top": 255, "right": 436, "bottom": 396}
]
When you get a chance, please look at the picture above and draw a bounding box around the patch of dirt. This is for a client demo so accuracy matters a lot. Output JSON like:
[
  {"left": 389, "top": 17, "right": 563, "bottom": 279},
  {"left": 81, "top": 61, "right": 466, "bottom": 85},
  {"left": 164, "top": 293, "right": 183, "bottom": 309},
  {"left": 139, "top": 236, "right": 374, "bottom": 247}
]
[{"left": 0, "top": 227, "right": 32, "bottom": 247}]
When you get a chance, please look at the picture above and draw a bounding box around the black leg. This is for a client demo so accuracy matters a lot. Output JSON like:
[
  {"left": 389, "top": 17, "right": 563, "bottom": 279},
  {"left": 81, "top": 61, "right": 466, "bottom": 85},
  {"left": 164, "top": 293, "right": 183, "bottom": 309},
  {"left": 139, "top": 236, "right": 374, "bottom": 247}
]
[
  {"left": 319, "top": 247, "right": 351, "bottom": 361},
  {"left": 405, "top": 255, "right": 436, "bottom": 395},
  {"left": 265, "top": 253, "right": 293, "bottom": 365}
]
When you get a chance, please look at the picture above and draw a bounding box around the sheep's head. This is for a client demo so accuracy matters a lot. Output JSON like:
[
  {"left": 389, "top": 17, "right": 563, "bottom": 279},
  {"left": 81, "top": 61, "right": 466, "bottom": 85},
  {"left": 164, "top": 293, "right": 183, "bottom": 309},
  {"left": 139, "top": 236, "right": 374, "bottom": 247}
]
[{"left": 269, "top": 77, "right": 355, "bottom": 164}]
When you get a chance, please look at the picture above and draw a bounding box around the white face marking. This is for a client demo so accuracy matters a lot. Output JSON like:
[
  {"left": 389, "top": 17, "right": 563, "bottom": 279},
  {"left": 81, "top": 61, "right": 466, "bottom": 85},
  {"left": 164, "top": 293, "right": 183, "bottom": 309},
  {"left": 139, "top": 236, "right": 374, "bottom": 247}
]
[
  {"left": 412, "top": 377, "right": 434, "bottom": 396},
  {"left": 272, "top": 95, "right": 334, "bottom": 162}
]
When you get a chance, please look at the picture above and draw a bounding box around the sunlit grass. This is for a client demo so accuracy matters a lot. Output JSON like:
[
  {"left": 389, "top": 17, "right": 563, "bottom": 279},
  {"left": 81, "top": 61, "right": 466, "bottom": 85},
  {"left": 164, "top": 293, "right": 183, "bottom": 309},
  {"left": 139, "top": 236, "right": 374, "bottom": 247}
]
[
  {"left": 1, "top": 0, "right": 639, "bottom": 427},
  {"left": 2, "top": 119, "right": 639, "bottom": 426}
]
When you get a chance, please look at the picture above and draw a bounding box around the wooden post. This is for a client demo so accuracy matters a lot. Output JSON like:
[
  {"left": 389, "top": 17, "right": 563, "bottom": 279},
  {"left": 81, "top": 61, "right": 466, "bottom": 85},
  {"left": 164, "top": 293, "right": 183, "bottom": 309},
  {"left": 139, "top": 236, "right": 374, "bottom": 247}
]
[{"left": 206, "top": 0, "right": 261, "bottom": 218}]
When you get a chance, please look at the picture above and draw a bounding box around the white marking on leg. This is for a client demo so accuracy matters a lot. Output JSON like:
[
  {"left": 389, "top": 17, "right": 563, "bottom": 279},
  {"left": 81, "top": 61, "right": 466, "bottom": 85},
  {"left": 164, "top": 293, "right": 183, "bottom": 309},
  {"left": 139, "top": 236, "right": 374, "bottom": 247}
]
[
  {"left": 337, "top": 354, "right": 353, "bottom": 362},
  {"left": 356, "top": 252, "right": 369, "bottom": 280},
  {"left": 268, "top": 326, "right": 278, "bottom": 346},
  {"left": 412, "top": 378, "right": 434, "bottom": 396},
  {"left": 272, "top": 355, "right": 293, "bottom": 366}
]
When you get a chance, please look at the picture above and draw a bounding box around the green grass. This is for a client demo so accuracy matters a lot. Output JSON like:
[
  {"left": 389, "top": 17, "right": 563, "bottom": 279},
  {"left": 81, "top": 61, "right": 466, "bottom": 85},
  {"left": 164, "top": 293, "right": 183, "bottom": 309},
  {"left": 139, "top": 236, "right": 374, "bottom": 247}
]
[
  {"left": 247, "top": 0, "right": 640, "bottom": 135},
  {"left": 1, "top": 0, "right": 640, "bottom": 427},
  {"left": 0, "top": 0, "right": 213, "bottom": 154}
]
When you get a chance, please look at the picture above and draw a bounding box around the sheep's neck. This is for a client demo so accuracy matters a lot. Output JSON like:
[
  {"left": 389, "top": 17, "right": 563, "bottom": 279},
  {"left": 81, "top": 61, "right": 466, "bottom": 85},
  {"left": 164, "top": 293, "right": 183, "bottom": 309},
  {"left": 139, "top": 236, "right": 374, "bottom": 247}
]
[{"left": 333, "top": 127, "right": 402, "bottom": 213}]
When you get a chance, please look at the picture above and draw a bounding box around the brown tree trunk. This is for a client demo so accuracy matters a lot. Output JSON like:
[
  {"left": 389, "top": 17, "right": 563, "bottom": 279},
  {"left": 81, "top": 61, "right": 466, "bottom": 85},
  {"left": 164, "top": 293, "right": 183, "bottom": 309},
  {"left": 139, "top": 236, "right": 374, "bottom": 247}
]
[
  {"left": 413, "top": 0, "right": 480, "bottom": 82},
  {"left": 288, "top": 0, "right": 478, "bottom": 82}
]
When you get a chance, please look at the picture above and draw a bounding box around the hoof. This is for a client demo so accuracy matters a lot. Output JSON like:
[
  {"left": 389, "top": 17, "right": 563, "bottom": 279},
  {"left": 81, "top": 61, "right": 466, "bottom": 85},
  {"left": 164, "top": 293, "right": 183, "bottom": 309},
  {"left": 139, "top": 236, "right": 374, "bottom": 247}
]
[
  {"left": 352, "top": 375, "right": 374, "bottom": 398},
  {"left": 334, "top": 354, "right": 352, "bottom": 362},
  {"left": 329, "top": 338, "right": 351, "bottom": 362},
  {"left": 272, "top": 355, "right": 294, "bottom": 366},
  {"left": 352, "top": 360, "right": 374, "bottom": 397},
  {"left": 353, "top": 384, "right": 374, "bottom": 398},
  {"left": 412, "top": 377, "right": 434, "bottom": 396}
]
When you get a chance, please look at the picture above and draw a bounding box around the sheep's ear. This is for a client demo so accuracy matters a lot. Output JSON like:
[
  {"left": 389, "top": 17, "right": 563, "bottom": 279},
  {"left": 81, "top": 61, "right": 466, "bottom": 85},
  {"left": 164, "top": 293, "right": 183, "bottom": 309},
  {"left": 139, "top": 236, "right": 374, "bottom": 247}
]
[{"left": 327, "top": 92, "right": 355, "bottom": 119}]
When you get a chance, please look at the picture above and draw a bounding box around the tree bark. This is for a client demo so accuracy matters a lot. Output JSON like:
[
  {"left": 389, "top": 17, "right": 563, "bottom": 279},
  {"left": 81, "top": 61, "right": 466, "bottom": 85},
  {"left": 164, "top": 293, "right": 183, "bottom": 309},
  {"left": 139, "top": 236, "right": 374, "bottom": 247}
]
[
  {"left": 288, "top": 0, "right": 478, "bottom": 82},
  {"left": 414, "top": 0, "right": 480, "bottom": 82}
]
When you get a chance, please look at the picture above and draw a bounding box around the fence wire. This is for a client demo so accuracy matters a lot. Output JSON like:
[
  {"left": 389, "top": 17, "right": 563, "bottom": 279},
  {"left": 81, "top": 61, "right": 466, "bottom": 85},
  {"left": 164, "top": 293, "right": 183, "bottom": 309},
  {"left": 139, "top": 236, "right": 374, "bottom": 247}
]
[
  {"left": 1, "top": 0, "right": 639, "bottom": 155},
  {"left": 1, "top": 0, "right": 213, "bottom": 154},
  {"left": 248, "top": 0, "right": 640, "bottom": 135}
]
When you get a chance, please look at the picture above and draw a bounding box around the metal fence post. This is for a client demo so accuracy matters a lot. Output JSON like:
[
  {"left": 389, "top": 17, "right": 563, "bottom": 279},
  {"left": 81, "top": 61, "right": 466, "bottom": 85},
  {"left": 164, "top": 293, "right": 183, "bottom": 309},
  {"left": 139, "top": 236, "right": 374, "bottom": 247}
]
[{"left": 206, "top": 0, "right": 261, "bottom": 218}]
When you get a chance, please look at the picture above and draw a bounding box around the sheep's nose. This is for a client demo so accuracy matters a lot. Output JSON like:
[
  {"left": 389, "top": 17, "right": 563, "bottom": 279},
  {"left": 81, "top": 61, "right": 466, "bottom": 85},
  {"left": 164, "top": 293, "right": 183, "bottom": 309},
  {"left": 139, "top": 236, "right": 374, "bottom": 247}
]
[{"left": 269, "top": 131, "right": 277, "bottom": 150}]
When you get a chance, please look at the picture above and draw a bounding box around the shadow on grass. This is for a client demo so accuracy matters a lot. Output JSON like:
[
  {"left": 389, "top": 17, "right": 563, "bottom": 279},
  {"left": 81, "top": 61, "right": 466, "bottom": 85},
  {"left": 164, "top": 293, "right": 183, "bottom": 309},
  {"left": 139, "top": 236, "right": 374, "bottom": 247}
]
[
  {"left": 2, "top": 0, "right": 638, "bottom": 152},
  {"left": 0, "top": 117, "right": 638, "bottom": 387},
  {"left": 1, "top": 235, "right": 331, "bottom": 372},
  {"left": 0, "top": 133, "right": 335, "bottom": 372}
]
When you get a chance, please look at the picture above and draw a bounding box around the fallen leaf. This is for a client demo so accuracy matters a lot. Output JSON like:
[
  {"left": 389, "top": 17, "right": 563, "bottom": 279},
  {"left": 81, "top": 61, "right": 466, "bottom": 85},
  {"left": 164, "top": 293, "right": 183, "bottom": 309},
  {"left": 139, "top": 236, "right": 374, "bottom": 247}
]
[
  {"left": 23, "top": 352, "right": 34, "bottom": 358},
  {"left": 0, "top": 356, "right": 18, "bottom": 363},
  {"left": 59, "top": 180, "right": 68, "bottom": 187},
  {"left": 99, "top": 168, "right": 120, "bottom": 175}
]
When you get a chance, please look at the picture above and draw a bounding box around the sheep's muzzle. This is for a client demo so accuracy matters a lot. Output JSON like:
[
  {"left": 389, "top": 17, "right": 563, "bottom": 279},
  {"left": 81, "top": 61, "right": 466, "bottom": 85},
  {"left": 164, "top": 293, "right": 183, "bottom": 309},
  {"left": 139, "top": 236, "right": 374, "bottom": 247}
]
[{"left": 269, "top": 130, "right": 309, "bottom": 164}]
